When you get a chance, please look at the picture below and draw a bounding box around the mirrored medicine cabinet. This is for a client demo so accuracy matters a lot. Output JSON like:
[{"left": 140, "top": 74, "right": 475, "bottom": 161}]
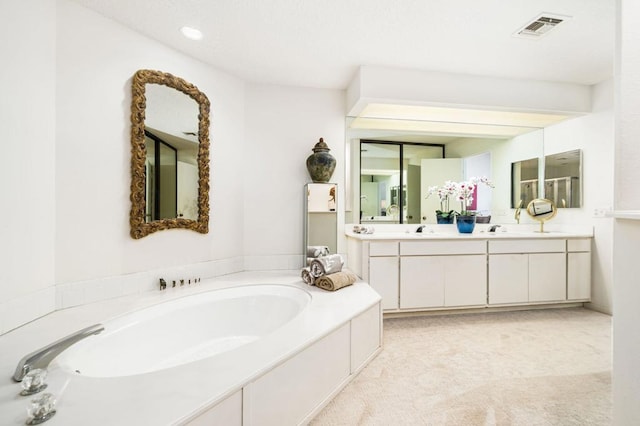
[
  {"left": 129, "top": 69, "right": 211, "bottom": 239},
  {"left": 304, "top": 183, "right": 337, "bottom": 262}
]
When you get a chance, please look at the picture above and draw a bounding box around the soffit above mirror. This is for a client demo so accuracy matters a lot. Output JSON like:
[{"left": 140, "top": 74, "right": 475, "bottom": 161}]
[{"left": 348, "top": 103, "right": 572, "bottom": 139}]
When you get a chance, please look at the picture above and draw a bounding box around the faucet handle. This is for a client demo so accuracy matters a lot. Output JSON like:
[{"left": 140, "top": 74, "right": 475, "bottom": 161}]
[
  {"left": 26, "top": 392, "right": 57, "bottom": 425},
  {"left": 20, "top": 369, "right": 48, "bottom": 396}
]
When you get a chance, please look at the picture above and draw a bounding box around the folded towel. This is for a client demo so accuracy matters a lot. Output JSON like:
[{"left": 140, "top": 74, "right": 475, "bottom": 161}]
[
  {"left": 306, "top": 246, "right": 329, "bottom": 258},
  {"left": 310, "top": 254, "right": 344, "bottom": 278},
  {"left": 301, "top": 267, "right": 315, "bottom": 286},
  {"left": 315, "top": 270, "right": 357, "bottom": 291}
]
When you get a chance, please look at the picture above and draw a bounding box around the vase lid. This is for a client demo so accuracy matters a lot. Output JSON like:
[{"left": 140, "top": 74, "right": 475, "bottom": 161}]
[{"left": 312, "top": 137, "right": 330, "bottom": 153}]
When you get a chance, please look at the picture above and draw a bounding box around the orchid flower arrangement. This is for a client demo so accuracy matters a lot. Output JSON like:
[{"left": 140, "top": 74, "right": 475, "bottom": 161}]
[
  {"left": 426, "top": 180, "right": 457, "bottom": 219},
  {"left": 453, "top": 176, "right": 494, "bottom": 216}
]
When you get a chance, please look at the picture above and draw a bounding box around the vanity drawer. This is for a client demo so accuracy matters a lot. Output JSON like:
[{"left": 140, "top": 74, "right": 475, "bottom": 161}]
[
  {"left": 400, "top": 240, "right": 486, "bottom": 256},
  {"left": 488, "top": 239, "right": 566, "bottom": 254},
  {"left": 567, "top": 238, "right": 591, "bottom": 252},
  {"left": 369, "top": 241, "right": 399, "bottom": 256}
]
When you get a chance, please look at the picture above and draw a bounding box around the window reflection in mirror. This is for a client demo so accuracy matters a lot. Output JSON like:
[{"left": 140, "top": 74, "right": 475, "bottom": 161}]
[
  {"left": 544, "top": 149, "right": 582, "bottom": 208},
  {"left": 145, "top": 134, "right": 178, "bottom": 221},
  {"left": 511, "top": 158, "right": 539, "bottom": 208},
  {"left": 360, "top": 141, "right": 444, "bottom": 224},
  {"left": 144, "top": 83, "right": 200, "bottom": 222}
]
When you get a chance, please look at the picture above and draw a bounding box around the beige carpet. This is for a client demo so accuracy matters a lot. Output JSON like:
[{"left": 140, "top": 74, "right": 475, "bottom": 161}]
[{"left": 311, "top": 308, "right": 611, "bottom": 426}]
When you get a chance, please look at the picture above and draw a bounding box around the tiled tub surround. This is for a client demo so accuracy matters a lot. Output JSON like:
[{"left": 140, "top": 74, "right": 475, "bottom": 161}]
[
  {"left": 1, "top": 255, "right": 312, "bottom": 336},
  {"left": 0, "top": 272, "right": 382, "bottom": 425},
  {"left": 346, "top": 223, "right": 593, "bottom": 313}
]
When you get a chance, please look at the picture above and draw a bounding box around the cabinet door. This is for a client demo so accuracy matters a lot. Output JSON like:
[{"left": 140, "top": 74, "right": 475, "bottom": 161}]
[
  {"left": 444, "top": 255, "right": 487, "bottom": 307},
  {"left": 568, "top": 252, "right": 591, "bottom": 300},
  {"left": 369, "top": 256, "right": 399, "bottom": 310},
  {"left": 488, "top": 254, "right": 528, "bottom": 304},
  {"left": 529, "top": 253, "right": 566, "bottom": 302},
  {"left": 400, "top": 256, "right": 444, "bottom": 309}
]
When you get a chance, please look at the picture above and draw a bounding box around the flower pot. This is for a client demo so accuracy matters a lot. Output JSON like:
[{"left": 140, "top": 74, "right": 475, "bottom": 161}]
[
  {"left": 456, "top": 215, "right": 476, "bottom": 233},
  {"left": 436, "top": 212, "right": 454, "bottom": 224}
]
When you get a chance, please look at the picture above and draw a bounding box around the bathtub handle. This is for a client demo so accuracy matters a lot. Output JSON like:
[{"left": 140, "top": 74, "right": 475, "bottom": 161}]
[{"left": 13, "top": 324, "right": 105, "bottom": 382}]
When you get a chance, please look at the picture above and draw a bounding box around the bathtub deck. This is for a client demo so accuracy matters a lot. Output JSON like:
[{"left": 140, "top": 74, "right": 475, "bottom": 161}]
[{"left": 0, "top": 271, "right": 382, "bottom": 426}]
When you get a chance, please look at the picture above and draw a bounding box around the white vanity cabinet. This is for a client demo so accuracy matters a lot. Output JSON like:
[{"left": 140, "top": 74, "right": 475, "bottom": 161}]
[
  {"left": 347, "top": 232, "right": 591, "bottom": 314},
  {"left": 399, "top": 241, "right": 487, "bottom": 309},
  {"left": 367, "top": 242, "right": 399, "bottom": 310},
  {"left": 567, "top": 238, "right": 592, "bottom": 300},
  {"left": 488, "top": 239, "right": 567, "bottom": 305}
]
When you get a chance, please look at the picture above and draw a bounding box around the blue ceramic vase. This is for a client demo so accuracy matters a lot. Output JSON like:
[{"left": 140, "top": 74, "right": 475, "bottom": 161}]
[
  {"left": 456, "top": 215, "right": 476, "bottom": 233},
  {"left": 306, "top": 138, "right": 336, "bottom": 183}
]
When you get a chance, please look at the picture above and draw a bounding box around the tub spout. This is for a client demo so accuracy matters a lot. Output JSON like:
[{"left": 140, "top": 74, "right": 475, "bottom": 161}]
[{"left": 13, "top": 324, "right": 104, "bottom": 382}]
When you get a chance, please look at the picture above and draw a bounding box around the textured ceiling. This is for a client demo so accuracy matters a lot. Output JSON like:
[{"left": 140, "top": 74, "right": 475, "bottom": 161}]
[{"left": 70, "top": 0, "right": 615, "bottom": 89}]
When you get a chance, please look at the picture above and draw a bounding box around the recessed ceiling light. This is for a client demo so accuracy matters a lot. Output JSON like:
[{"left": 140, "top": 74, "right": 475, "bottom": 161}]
[{"left": 180, "top": 26, "right": 203, "bottom": 40}]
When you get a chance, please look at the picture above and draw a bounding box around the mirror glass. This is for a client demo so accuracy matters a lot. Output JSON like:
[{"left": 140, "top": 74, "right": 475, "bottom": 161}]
[
  {"left": 347, "top": 116, "right": 544, "bottom": 225},
  {"left": 305, "top": 183, "right": 337, "bottom": 262},
  {"left": 130, "top": 69, "right": 210, "bottom": 239},
  {"left": 360, "top": 142, "right": 446, "bottom": 224},
  {"left": 511, "top": 157, "right": 540, "bottom": 209},
  {"left": 526, "top": 198, "right": 557, "bottom": 232},
  {"left": 144, "top": 83, "right": 200, "bottom": 221},
  {"left": 544, "top": 149, "right": 582, "bottom": 208}
]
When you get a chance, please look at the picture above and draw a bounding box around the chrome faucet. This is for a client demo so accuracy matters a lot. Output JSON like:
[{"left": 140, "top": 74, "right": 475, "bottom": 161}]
[{"left": 13, "top": 324, "right": 104, "bottom": 382}]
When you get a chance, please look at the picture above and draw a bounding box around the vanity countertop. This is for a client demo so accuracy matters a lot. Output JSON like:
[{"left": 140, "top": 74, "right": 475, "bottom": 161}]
[{"left": 346, "top": 224, "right": 593, "bottom": 241}]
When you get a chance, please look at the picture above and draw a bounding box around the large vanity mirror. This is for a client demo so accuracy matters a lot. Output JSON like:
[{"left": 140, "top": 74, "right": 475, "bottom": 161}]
[
  {"left": 544, "top": 149, "right": 582, "bottom": 208},
  {"left": 130, "top": 70, "right": 210, "bottom": 239},
  {"left": 511, "top": 157, "right": 540, "bottom": 209},
  {"left": 346, "top": 114, "right": 545, "bottom": 225}
]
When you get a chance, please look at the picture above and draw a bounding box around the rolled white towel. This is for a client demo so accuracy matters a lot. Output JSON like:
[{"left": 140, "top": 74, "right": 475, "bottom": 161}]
[
  {"left": 309, "top": 254, "right": 344, "bottom": 278},
  {"left": 301, "top": 267, "right": 315, "bottom": 285},
  {"left": 306, "top": 246, "right": 330, "bottom": 258}
]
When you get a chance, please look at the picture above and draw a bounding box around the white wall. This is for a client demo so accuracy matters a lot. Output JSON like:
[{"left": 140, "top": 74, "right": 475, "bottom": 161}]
[
  {"left": 543, "top": 79, "right": 615, "bottom": 314},
  {"left": 243, "top": 83, "right": 344, "bottom": 269},
  {"left": 0, "top": 0, "right": 348, "bottom": 333},
  {"left": 55, "top": 0, "right": 246, "bottom": 291},
  {"left": 613, "top": 0, "right": 640, "bottom": 422},
  {"left": 0, "top": 0, "right": 57, "bottom": 334}
]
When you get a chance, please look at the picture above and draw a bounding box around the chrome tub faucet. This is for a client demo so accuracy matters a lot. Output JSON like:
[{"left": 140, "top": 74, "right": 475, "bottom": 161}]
[{"left": 13, "top": 324, "right": 104, "bottom": 382}]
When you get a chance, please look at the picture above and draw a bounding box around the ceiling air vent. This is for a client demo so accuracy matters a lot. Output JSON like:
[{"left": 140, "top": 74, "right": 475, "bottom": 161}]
[{"left": 514, "top": 13, "right": 571, "bottom": 39}]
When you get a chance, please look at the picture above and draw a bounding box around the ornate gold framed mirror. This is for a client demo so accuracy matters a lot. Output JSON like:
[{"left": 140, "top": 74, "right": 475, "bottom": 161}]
[{"left": 130, "top": 69, "right": 210, "bottom": 239}]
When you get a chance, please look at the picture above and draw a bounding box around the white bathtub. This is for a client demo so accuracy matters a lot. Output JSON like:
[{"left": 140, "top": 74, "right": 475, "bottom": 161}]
[
  {"left": 0, "top": 275, "right": 381, "bottom": 426},
  {"left": 53, "top": 285, "right": 311, "bottom": 377}
]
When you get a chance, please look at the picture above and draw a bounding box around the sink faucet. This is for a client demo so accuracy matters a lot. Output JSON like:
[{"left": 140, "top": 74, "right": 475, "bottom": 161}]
[
  {"left": 515, "top": 200, "right": 523, "bottom": 224},
  {"left": 416, "top": 225, "right": 426, "bottom": 233},
  {"left": 489, "top": 225, "right": 502, "bottom": 232},
  {"left": 13, "top": 324, "right": 104, "bottom": 382}
]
